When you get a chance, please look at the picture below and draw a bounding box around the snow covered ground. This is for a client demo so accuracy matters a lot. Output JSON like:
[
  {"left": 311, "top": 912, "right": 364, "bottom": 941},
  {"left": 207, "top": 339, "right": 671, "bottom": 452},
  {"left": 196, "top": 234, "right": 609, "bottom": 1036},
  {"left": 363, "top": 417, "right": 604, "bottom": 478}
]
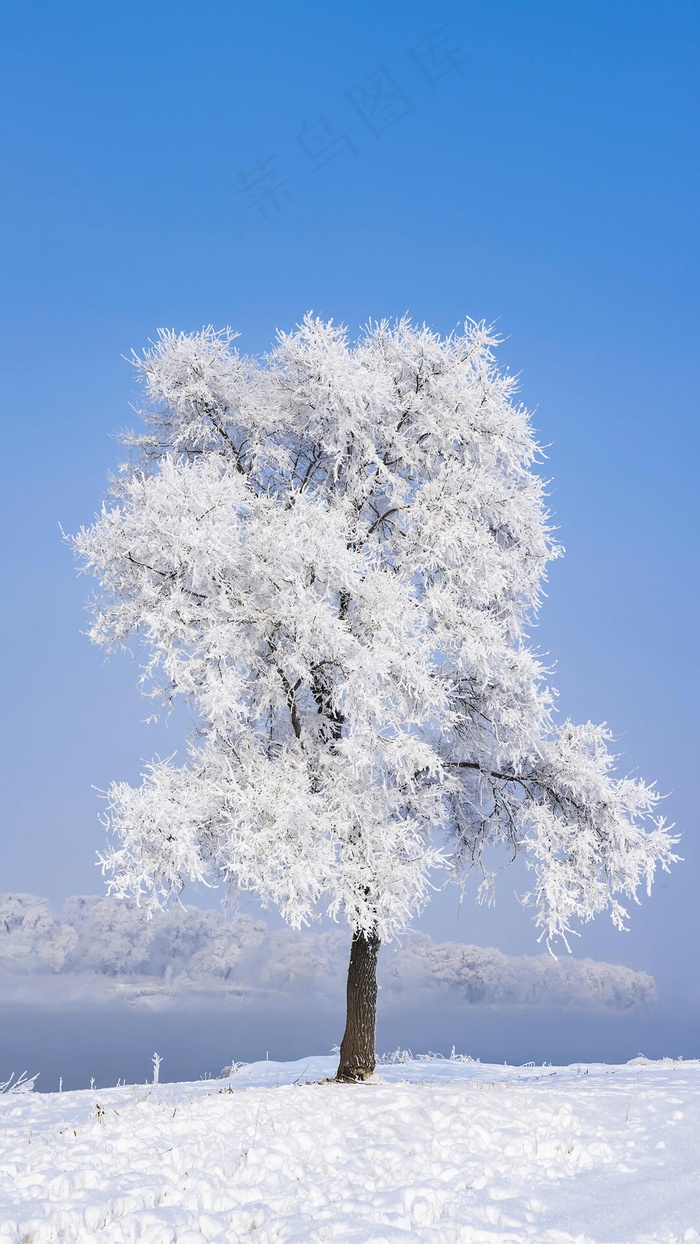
[{"left": 1, "top": 1056, "right": 698, "bottom": 1243}]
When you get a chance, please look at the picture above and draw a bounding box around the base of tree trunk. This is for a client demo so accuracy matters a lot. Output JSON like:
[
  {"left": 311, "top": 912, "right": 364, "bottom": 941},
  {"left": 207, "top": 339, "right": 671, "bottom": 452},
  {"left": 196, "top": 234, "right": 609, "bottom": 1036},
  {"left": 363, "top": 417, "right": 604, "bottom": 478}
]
[{"left": 336, "top": 930, "right": 380, "bottom": 1081}]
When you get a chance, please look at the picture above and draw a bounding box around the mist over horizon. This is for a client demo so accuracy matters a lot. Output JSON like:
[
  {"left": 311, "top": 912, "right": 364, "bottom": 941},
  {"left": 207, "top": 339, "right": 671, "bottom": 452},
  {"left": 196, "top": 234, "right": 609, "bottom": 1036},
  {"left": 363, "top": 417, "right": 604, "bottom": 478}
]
[
  {"left": 4, "top": 890, "right": 698, "bottom": 1094},
  {"left": 0, "top": 891, "right": 657, "bottom": 1011}
]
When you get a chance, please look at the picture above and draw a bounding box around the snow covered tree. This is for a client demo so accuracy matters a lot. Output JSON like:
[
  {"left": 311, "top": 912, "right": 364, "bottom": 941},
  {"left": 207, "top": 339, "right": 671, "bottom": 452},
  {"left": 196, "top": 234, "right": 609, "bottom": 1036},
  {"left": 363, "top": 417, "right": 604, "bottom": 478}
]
[{"left": 72, "top": 316, "right": 677, "bottom": 1080}]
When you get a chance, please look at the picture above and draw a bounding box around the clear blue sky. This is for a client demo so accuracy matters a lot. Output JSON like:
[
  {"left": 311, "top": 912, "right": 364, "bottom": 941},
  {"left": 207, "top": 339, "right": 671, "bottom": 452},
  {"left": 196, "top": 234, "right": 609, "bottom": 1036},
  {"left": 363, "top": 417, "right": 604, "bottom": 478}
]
[{"left": 1, "top": 1, "right": 698, "bottom": 1010}]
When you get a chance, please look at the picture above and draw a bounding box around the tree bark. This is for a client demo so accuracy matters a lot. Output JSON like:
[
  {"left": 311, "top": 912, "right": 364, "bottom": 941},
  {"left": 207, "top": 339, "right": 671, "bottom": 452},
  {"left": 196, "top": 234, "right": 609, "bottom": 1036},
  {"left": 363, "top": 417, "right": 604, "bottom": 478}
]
[{"left": 336, "top": 929, "right": 380, "bottom": 1081}]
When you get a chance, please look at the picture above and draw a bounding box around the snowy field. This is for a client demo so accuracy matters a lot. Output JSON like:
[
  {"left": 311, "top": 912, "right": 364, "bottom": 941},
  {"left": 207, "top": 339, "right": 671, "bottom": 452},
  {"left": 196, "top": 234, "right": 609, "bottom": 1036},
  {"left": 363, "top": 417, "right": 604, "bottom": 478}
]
[{"left": 1, "top": 1057, "right": 699, "bottom": 1243}]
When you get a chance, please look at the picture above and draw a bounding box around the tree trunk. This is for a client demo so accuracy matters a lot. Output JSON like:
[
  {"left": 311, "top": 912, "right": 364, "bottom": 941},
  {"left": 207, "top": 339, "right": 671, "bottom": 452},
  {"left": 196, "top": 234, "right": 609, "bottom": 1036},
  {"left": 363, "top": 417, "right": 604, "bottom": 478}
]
[{"left": 336, "top": 929, "right": 380, "bottom": 1081}]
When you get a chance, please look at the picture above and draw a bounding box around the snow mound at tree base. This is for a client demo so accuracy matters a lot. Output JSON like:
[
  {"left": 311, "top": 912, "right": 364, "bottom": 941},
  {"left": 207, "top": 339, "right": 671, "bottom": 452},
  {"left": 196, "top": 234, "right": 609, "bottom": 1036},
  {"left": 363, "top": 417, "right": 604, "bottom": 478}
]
[{"left": 1, "top": 1057, "right": 699, "bottom": 1243}]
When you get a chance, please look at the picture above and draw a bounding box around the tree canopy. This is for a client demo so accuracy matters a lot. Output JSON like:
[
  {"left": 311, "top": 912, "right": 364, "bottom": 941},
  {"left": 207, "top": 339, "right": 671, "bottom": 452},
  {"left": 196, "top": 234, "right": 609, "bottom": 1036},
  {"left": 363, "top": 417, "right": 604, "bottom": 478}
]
[{"left": 73, "top": 315, "right": 677, "bottom": 948}]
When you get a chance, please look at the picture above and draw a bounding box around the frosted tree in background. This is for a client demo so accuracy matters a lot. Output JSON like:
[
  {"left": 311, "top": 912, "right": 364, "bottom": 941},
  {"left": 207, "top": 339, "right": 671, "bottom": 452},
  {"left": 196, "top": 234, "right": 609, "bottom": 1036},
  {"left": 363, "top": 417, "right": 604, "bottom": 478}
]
[{"left": 73, "top": 315, "right": 677, "bottom": 1080}]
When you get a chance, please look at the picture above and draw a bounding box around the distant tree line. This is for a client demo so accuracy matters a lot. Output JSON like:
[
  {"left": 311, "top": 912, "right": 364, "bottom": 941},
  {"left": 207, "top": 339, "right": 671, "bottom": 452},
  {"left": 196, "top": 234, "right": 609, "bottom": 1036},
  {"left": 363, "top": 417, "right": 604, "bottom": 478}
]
[{"left": 0, "top": 894, "right": 655, "bottom": 1010}]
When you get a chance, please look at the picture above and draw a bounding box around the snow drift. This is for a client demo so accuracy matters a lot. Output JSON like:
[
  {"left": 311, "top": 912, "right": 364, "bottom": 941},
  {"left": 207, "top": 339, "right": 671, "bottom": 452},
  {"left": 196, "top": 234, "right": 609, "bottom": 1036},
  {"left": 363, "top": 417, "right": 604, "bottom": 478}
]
[{"left": 2, "top": 1056, "right": 699, "bottom": 1243}]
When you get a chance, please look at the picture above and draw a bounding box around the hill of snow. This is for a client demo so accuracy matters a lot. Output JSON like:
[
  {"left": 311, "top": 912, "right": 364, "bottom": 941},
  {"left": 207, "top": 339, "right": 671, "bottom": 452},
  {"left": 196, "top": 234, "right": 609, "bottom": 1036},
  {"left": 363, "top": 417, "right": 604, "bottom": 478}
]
[{"left": 1, "top": 1056, "right": 698, "bottom": 1242}]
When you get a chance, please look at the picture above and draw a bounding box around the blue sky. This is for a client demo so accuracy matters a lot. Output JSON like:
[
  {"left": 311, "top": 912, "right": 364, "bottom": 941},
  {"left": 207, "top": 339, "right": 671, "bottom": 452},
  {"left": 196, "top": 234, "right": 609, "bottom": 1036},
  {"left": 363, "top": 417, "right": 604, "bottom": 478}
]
[{"left": 1, "top": 0, "right": 698, "bottom": 1022}]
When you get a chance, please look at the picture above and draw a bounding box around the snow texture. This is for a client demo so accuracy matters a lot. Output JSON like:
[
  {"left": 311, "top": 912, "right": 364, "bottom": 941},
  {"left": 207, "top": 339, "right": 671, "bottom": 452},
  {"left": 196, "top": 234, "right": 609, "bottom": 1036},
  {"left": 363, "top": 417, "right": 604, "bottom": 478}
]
[
  {"left": 0, "top": 894, "right": 655, "bottom": 1010},
  {"left": 1, "top": 1056, "right": 698, "bottom": 1242},
  {"left": 71, "top": 317, "right": 677, "bottom": 947}
]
